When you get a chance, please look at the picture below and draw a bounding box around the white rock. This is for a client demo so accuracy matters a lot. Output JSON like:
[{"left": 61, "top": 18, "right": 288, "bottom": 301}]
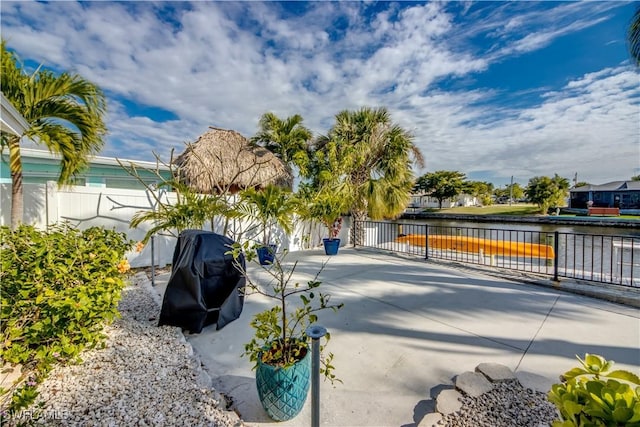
[{"left": 17, "top": 281, "right": 243, "bottom": 427}]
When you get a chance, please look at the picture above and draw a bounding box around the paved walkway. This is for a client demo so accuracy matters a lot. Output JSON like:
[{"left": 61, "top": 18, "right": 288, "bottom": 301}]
[{"left": 151, "top": 248, "right": 640, "bottom": 427}]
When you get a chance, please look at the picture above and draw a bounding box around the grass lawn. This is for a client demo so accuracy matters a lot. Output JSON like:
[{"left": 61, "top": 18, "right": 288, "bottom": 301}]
[{"left": 422, "top": 204, "right": 541, "bottom": 216}]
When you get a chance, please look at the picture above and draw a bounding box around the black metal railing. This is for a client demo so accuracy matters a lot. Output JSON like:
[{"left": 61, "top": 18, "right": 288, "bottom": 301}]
[{"left": 355, "top": 221, "right": 639, "bottom": 288}]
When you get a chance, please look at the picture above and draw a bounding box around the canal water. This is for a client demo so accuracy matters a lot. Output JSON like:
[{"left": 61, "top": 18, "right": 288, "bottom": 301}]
[
  {"left": 399, "top": 217, "right": 639, "bottom": 237},
  {"left": 376, "top": 217, "right": 639, "bottom": 286}
]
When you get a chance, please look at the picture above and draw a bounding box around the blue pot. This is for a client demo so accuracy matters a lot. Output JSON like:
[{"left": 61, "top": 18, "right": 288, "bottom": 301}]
[
  {"left": 323, "top": 238, "right": 340, "bottom": 255},
  {"left": 255, "top": 347, "right": 311, "bottom": 421},
  {"left": 256, "top": 244, "right": 277, "bottom": 265}
]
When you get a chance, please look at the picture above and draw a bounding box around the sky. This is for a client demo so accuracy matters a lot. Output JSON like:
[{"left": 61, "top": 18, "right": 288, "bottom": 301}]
[{"left": 2, "top": 1, "right": 639, "bottom": 187}]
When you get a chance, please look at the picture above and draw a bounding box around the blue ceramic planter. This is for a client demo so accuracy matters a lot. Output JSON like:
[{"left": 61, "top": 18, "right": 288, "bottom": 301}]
[
  {"left": 323, "top": 238, "right": 340, "bottom": 255},
  {"left": 255, "top": 348, "right": 311, "bottom": 421},
  {"left": 256, "top": 244, "right": 277, "bottom": 265}
]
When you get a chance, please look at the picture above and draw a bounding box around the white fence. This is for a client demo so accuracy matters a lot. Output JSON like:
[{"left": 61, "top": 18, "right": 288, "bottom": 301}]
[{"left": 0, "top": 182, "right": 350, "bottom": 268}]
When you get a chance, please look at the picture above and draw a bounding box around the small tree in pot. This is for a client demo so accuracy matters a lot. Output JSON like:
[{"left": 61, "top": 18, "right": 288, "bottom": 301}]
[
  {"left": 228, "top": 243, "right": 343, "bottom": 421},
  {"left": 237, "top": 184, "right": 297, "bottom": 264},
  {"left": 307, "top": 183, "right": 352, "bottom": 255}
]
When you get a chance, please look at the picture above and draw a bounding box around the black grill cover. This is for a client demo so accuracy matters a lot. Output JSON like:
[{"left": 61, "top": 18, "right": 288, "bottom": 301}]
[{"left": 158, "top": 230, "right": 245, "bottom": 333}]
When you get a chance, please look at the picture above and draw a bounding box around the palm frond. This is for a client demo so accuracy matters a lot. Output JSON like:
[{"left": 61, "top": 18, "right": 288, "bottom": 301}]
[{"left": 629, "top": 6, "right": 640, "bottom": 66}]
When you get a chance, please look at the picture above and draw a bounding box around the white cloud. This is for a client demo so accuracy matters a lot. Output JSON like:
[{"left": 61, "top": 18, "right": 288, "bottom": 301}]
[
  {"left": 422, "top": 66, "right": 640, "bottom": 184},
  {"left": 2, "top": 1, "right": 638, "bottom": 185}
]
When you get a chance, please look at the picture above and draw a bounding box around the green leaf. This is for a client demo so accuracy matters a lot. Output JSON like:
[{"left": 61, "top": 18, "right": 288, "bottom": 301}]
[
  {"left": 584, "top": 354, "right": 606, "bottom": 373},
  {"left": 612, "top": 406, "right": 633, "bottom": 423},
  {"left": 606, "top": 370, "right": 640, "bottom": 385},
  {"left": 628, "top": 402, "right": 640, "bottom": 423},
  {"left": 563, "top": 367, "right": 590, "bottom": 381}
]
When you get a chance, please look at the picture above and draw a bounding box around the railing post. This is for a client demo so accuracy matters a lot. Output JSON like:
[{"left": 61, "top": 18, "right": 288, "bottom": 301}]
[
  {"left": 353, "top": 220, "right": 358, "bottom": 248},
  {"left": 424, "top": 224, "right": 429, "bottom": 260},
  {"left": 553, "top": 231, "right": 559, "bottom": 282},
  {"left": 151, "top": 235, "right": 156, "bottom": 287},
  {"left": 306, "top": 325, "right": 327, "bottom": 427}
]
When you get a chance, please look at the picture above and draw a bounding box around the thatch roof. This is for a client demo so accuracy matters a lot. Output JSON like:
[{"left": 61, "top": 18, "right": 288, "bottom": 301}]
[{"left": 174, "top": 126, "right": 292, "bottom": 194}]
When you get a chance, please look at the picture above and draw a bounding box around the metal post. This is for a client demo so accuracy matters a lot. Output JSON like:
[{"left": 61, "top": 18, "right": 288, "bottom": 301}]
[
  {"left": 306, "top": 325, "right": 327, "bottom": 427},
  {"left": 352, "top": 219, "right": 357, "bottom": 248},
  {"left": 151, "top": 235, "right": 156, "bottom": 287},
  {"left": 424, "top": 224, "right": 429, "bottom": 260},
  {"left": 553, "top": 231, "right": 559, "bottom": 282}
]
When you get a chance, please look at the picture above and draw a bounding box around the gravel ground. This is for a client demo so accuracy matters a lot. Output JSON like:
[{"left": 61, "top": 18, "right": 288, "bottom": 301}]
[
  {"left": 439, "top": 380, "right": 557, "bottom": 427},
  {"left": 8, "top": 274, "right": 242, "bottom": 427}
]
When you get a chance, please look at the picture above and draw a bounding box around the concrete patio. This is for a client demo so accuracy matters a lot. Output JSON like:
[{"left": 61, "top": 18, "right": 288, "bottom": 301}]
[{"left": 149, "top": 248, "right": 640, "bottom": 427}]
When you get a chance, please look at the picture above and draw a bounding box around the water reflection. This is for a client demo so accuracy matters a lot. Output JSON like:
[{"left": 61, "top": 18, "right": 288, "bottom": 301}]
[{"left": 401, "top": 218, "right": 639, "bottom": 237}]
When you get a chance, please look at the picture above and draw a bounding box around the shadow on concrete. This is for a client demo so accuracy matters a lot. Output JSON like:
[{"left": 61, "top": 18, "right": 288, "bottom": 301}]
[{"left": 149, "top": 248, "right": 640, "bottom": 426}]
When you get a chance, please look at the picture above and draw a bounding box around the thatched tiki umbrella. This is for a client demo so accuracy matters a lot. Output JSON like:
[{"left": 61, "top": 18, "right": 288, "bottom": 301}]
[{"left": 174, "top": 127, "right": 292, "bottom": 194}]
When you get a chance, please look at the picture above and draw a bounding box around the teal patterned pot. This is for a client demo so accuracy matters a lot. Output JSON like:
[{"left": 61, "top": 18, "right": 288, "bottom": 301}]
[{"left": 255, "top": 347, "right": 311, "bottom": 421}]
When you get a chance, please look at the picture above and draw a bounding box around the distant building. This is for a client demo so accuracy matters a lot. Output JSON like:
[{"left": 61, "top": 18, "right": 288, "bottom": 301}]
[
  {"left": 569, "top": 181, "right": 640, "bottom": 210},
  {"left": 407, "top": 192, "right": 478, "bottom": 211},
  {"left": 1, "top": 147, "right": 172, "bottom": 190}
]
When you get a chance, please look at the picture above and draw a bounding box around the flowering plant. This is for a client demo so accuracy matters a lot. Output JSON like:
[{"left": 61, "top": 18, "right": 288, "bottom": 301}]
[
  {"left": 117, "top": 259, "right": 131, "bottom": 274},
  {"left": 329, "top": 217, "right": 343, "bottom": 239}
]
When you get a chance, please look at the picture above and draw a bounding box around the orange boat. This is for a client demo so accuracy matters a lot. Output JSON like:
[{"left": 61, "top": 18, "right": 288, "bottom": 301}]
[{"left": 396, "top": 234, "right": 555, "bottom": 259}]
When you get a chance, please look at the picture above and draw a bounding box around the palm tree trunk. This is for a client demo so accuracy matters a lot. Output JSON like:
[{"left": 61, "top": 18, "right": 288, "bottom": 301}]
[
  {"left": 8, "top": 137, "right": 23, "bottom": 229},
  {"left": 351, "top": 209, "right": 367, "bottom": 246}
]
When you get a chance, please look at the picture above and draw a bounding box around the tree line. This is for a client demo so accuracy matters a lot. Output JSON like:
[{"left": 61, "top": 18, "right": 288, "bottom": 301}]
[{"left": 413, "top": 170, "right": 572, "bottom": 213}]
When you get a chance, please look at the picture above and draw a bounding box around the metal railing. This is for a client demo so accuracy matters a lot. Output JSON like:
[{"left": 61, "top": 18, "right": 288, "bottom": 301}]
[{"left": 355, "top": 221, "right": 639, "bottom": 288}]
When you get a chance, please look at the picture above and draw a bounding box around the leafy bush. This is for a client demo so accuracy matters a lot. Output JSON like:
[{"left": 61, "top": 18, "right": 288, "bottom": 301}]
[
  {"left": 548, "top": 354, "right": 640, "bottom": 427},
  {"left": 0, "top": 224, "right": 132, "bottom": 415},
  {"left": 228, "top": 242, "right": 343, "bottom": 383}
]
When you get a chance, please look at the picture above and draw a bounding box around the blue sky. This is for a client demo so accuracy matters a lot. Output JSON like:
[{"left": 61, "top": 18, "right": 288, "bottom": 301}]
[{"left": 2, "top": 1, "right": 639, "bottom": 187}]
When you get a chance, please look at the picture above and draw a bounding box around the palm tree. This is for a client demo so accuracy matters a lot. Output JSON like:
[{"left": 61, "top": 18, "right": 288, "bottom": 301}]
[
  {"left": 251, "top": 112, "right": 313, "bottom": 185},
  {"left": 1, "top": 40, "right": 107, "bottom": 228},
  {"left": 316, "top": 107, "right": 424, "bottom": 245},
  {"left": 237, "top": 184, "right": 298, "bottom": 245},
  {"left": 629, "top": 5, "right": 640, "bottom": 66}
]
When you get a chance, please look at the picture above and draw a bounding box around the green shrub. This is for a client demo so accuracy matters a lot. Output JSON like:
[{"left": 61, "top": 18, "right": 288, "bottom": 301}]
[
  {"left": 548, "top": 354, "right": 640, "bottom": 427},
  {"left": 0, "top": 224, "right": 132, "bottom": 416}
]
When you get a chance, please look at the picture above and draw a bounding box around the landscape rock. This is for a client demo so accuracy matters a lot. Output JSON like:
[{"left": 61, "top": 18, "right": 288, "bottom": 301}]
[
  {"left": 435, "top": 389, "right": 463, "bottom": 415},
  {"left": 515, "top": 371, "right": 555, "bottom": 394},
  {"left": 418, "top": 412, "right": 443, "bottom": 427},
  {"left": 455, "top": 371, "right": 494, "bottom": 397},
  {"left": 475, "top": 363, "right": 516, "bottom": 382}
]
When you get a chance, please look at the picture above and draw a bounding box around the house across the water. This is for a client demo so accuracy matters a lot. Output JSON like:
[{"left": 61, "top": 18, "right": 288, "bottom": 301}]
[{"left": 569, "top": 181, "right": 640, "bottom": 213}]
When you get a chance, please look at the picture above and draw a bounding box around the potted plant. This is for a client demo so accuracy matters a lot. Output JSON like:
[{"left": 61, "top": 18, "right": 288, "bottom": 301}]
[
  {"left": 307, "top": 184, "right": 351, "bottom": 256},
  {"left": 238, "top": 184, "right": 297, "bottom": 265},
  {"left": 323, "top": 217, "right": 343, "bottom": 255},
  {"left": 228, "top": 243, "right": 343, "bottom": 421}
]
